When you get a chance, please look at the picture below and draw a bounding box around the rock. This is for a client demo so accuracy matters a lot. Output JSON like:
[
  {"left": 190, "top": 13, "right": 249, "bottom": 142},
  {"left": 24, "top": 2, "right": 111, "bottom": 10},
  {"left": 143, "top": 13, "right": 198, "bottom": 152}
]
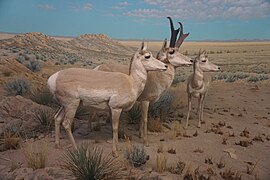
[
  {"left": 4, "top": 168, "right": 33, "bottom": 180},
  {"left": 0, "top": 95, "right": 54, "bottom": 133}
]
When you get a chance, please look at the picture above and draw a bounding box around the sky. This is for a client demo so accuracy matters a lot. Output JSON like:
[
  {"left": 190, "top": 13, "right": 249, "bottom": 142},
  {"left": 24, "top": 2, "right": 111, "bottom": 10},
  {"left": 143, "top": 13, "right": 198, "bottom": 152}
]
[{"left": 0, "top": 0, "right": 270, "bottom": 41}]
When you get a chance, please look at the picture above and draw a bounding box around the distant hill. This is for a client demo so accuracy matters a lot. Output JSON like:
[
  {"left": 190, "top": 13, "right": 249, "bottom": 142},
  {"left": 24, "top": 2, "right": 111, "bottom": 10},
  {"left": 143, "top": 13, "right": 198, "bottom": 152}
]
[{"left": 0, "top": 32, "right": 134, "bottom": 68}]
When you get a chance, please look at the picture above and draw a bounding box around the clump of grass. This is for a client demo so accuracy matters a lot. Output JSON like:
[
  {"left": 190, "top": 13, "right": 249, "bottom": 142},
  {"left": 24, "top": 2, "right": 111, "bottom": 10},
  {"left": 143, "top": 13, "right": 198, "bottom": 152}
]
[
  {"left": 0, "top": 131, "right": 21, "bottom": 151},
  {"left": 125, "top": 144, "right": 147, "bottom": 167},
  {"left": 217, "top": 157, "right": 225, "bottom": 169},
  {"left": 149, "top": 91, "right": 173, "bottom": 121},
  {"left": 156, "top": 153, "right": 167, "bottom": 173},
  {"left": 172, "top": 75, "right": 186, "bottom": 85},
  {"left": 127, "top": 102, "right": 141, "bottom": 124},
  {"left": 75, "top": 105, "right": 90, "bottom": 119},
  {"left": 248, "top": 74, "right": 269, "bottom": 83},
  {"left": 34, "top": 108, "right": 55, "bottom": 131},
  {"left": 30, "top": 89, "right": 57, "bottom": 107},
  {"left": 148, "top": 118, "right": 162, "bottom": 132},
  {"left": 23, "top": 141, "right": 48, "bottom": 170},
  {"left": 168, "top": 160, "right": 186, "bottom": 175},
  {"left": 220, "top": 168, "right": 242, "bottom": 180},
  {"left": 205, "top": 156, "right": 213, "bottom": 165},
  {"left": 4, "top": 77, "right": 31, "bottom": 96},
  {"left": 62, "top": 144, "right": 124, "bottom": 180}
]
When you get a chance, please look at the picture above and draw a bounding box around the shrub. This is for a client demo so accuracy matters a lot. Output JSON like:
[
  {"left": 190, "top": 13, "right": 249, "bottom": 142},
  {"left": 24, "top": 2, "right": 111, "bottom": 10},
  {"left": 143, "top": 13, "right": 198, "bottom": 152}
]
[
  {"left": 149, "top": 91, "right": 173, "bottom": 120},
  {"left": 26, "top": 60, "right": 41, "bottom": 72},
  {"left": 127, "top": 102, "right": 141, "bottom": 124},
  {"left": 4, "top": 77, "right": 31, "bottom": 96},
  {"left": 34, "top": 108, "right": 55, "bottom": 131},
  {"left": 125, "top": 144, "right": 147, "bottom": 167},
  {"left": 248, "top": 74, "right": 269, "bottom": 83},
  {"left": 75, "top": 105, "right": 90, "bottom": 119},
  {"left": 30, "top": 89, "right": 57, "bottom": 107},
  {"left": 0, "top": 131, "right": 21, "bottom": 151},
  {"left": 23, "top": 141, "right": 48, "bottom": 170},
  {"left": 62, "top": 144, "right": 124, "bottom": 180},
  {"left": 16, "top": 55, "right": 25, "bottom": 63}
]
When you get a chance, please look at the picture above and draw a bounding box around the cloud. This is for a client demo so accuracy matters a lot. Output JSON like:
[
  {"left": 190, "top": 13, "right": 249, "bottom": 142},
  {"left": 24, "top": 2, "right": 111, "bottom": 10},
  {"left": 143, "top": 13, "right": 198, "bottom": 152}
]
[
  {"left": 113, "top": 1, "right": 131, "bottom": 10},
  {"left": 38, "top": 4, "right": 54, "bottom": 11},
  {"left": 83, "top": 3, "right": 92, "bottom": 11},
  {"left": 126, "top": 0, "right": 270, "bottom": 20},
  {"left": 68, "top": 2, "right": 93, "bottom": 12}
]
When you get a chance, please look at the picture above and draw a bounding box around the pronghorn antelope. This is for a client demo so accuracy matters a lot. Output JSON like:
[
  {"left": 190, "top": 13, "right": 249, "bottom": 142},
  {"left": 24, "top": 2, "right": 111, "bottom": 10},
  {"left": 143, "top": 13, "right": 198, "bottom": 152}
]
[
  {"left": 185, "top": 50, "right": 220, "bottom": 129},
  {"left": 47, "top": 42, "right": 167, "bottom": 157},
  {"left": 94, "top": 17, "right": 192, "bottom": 145}
]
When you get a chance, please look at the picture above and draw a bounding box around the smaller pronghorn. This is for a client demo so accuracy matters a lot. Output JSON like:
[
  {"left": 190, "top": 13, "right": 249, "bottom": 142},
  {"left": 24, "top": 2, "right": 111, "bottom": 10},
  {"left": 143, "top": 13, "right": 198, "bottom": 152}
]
[{"left": 185, "top": 50, "right": 220, "bottom": 128}]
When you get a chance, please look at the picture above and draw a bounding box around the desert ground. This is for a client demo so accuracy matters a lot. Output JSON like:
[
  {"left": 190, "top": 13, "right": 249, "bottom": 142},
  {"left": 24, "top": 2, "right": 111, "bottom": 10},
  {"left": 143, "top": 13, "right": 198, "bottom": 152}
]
[{"left": 0, "top": 32, "right": 269, "bottom": 179}]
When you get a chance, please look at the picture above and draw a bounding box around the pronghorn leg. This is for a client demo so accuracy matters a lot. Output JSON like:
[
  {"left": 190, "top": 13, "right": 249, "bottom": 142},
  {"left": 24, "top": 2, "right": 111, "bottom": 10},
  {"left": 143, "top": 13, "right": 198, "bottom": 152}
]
[
  {"left": 62, "top": 100, "right": 80, "bottom": 149},
  {"left": 185, "top": 94, "right": 192, "bottom": 129},
  {"left": 111, "top": 108, "right": 122, "bottom": 157},
  {"left": 55, "top": 107, "right": 65, "bottom": 148},
  {"left": 198, "top": 94, "right": 205, "bottom": 128},
  {"left": 199, "top": 94, "right": 206, "bottom": 127},
  {"left": 141, "top": 101, "right": 149, "bottom": 146},
  {"left": 88, "top": 111, "right": 97, "bottom": 132}
]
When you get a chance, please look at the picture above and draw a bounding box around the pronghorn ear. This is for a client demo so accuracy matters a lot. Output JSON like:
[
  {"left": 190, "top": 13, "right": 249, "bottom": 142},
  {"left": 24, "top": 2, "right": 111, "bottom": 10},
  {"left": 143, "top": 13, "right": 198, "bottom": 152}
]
[
  {"left": 162, "top": 38, "right": 167, "bottom": 51},
  {"left": 140, "top": 41, "right": 147, "bottom": 51},
  {"left": 202, "top": 50, "right": 206, "bottom": 54}
]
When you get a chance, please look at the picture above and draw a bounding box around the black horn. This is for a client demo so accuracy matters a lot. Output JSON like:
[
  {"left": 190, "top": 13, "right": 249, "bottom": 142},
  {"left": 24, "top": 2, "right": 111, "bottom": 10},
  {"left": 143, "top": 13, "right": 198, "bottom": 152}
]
[
  {"left": 175, "top": 22, "right": 189, "bottom": 48},
  {"left": 167, "top": 17, "right": 180, "bottom": 48}
]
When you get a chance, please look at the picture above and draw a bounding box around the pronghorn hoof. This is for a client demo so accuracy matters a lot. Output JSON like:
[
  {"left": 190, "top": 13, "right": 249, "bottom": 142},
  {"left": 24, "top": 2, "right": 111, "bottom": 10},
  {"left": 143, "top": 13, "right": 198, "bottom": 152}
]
[
  {"left": 106, "top": 140, "right": 113, "bottom": 144},
  {"left": 197, "top": 125, "right": 201, "bottom": 128}
]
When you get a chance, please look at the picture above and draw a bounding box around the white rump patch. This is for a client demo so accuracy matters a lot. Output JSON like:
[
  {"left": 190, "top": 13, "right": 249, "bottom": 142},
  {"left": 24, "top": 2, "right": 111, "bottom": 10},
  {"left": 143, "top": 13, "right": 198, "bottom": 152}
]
[{"left": 47, "top": 72, "right": 59, "bottom": 93}]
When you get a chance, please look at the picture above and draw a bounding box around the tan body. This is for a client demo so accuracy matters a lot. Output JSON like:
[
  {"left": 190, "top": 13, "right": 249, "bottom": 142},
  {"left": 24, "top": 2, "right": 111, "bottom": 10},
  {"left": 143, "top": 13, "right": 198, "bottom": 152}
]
[
  {"left": 48, "top": 43, "right": 167, "bottom": 156},
  {"left": 95, "top": 40, "right": 191, "bottom": 144},
  {"left": 186, "top": 51, "right": 220, "bottom": 128}
]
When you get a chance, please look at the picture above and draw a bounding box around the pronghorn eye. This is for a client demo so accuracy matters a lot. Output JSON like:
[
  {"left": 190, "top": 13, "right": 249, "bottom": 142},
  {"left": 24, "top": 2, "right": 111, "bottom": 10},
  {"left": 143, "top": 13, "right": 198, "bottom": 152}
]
[
  {"left": 169, "top": 49, "right": 175, "bottom": 55},
  {"left": 145, "top": 55, "right": 151, "bottom": 59}
]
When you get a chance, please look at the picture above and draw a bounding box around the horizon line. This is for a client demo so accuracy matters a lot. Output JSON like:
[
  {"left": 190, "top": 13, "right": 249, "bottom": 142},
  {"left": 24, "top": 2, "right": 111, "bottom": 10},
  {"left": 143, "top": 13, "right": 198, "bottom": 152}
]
[{"left": 0, "top": 31, "right": 269, "bottom": 42}]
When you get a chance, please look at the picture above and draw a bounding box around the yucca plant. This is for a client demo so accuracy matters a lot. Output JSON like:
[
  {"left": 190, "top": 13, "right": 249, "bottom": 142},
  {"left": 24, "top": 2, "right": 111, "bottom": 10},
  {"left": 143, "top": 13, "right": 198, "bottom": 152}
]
[
  {"left": 62, "top": 144, "right": 124, "bottom": 180},
  {"left": 34, "top": 108, "right": 54, "bottom": 131}
]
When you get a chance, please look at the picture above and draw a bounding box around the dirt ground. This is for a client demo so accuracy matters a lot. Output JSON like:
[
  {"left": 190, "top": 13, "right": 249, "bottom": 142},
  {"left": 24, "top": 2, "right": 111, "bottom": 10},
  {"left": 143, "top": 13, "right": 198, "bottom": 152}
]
[{"left": 1, "top": 80, "right": 269, "bottom": 179}]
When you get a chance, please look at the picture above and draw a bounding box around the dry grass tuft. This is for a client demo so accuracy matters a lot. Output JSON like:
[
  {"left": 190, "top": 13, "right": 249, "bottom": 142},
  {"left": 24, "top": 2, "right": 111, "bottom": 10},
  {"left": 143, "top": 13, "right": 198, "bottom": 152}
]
[
  {"left": 23, "top": 140, "right": 48, "bottom": 170},
  {"left": 168, "top": 160, "right": 186, "bottom": 175},
  {"left": 0, "top": 131, "right": 21, "bottom": 151},
  {"left": 217, "top": 157, "right": 226, "bottom": 169},
  {"left": 193, "top": 148, "right": 204, "bottom": 153},
  {"left": 240, "top": 128, "right": 250, "bottom": 138},
  {"left": 220, "top": 168, "right": 242, "bottom": 180},
  {"left": 205, "top": 156, "right": 213, "bottom": 165},
  {"left": 148, "top": 118, "right": 163, "bottom": 132},
  {"left": 156, "top": 153, "right": 167, "bottom": 173}
]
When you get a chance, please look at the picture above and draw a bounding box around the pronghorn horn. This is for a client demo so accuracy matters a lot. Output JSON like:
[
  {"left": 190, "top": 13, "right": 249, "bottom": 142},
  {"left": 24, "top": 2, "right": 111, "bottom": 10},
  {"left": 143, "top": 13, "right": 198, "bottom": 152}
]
[
  {"left": 176, "top": 22, "right": 190, "bottom": 48},
  {"left": 167, "top": 17, "right": 180, "bottom": 48}
]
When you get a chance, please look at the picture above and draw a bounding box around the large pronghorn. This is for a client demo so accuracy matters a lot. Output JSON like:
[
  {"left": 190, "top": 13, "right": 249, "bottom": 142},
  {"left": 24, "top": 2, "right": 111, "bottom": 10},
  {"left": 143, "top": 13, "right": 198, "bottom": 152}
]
[
  {"left": 94, "top": 17, "right": 192, "bottom": 145},
  {"left": 47, "top": 42, "right": 167, "bottom": 157},
  {"left": 185, "top": 50, "right": 220, "bottom": 129}
]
